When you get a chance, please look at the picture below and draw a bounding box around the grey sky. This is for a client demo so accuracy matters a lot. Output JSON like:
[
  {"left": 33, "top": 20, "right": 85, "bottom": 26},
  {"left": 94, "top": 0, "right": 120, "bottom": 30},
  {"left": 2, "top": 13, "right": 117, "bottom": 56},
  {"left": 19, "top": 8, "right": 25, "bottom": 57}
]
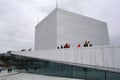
[{"left": 0, "top": 0, "right": 120, "bottom": 53}]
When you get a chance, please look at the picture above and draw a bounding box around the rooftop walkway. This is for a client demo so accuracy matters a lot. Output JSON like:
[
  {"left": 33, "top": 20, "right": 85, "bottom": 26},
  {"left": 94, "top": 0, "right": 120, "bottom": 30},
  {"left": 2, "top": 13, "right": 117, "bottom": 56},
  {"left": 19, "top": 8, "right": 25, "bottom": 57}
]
[{"left": 12, "top": 45, "right": 120, "bottom": 73}]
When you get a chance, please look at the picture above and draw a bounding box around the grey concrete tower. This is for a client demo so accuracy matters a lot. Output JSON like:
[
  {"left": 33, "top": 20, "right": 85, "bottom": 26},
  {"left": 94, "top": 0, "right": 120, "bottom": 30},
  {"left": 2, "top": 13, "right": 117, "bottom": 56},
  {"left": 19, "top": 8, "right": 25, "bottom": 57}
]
[{"left": 35, "top": 8, "right": 109, "bottom": 50}]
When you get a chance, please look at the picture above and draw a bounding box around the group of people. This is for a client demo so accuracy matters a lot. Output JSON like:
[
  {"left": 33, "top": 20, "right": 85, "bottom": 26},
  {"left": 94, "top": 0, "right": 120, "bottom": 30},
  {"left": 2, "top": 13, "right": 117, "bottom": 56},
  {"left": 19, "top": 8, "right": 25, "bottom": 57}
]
[
  {"left": 83, "top": 41, "right": 93, "bottom": 47},
  {"left": 21, "top": 48, "right": 32, "bottom": 52},
  {"left": 7, "top": 68, "right": 12, "bottom": 73},
  {"left": 77, "top": 41, "right": 93, "bottom": 48},
  {"left": 57, "top": 43, "right": 70, "bottom": 49},
  {"left": 57, "top": 41, "right": 93, "bottom": 49}
]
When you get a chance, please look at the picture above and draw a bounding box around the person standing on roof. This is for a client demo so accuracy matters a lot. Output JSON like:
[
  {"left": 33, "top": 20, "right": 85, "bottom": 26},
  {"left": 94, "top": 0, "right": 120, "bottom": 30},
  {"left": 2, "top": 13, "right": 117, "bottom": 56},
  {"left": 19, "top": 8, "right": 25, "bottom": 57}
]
[{"left": 77, "top": 44, "right": 81, "bottom": 48}]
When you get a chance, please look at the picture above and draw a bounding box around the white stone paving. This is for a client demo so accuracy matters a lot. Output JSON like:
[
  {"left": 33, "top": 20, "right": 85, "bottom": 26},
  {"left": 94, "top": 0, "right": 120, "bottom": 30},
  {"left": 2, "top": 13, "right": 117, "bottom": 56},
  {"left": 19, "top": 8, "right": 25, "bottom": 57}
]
[
  {"left": 0, "top": 70, "right": 18, "bottom": 77},
  {"left": 0, "top": 71, "right": 83, "bottom": 80}
]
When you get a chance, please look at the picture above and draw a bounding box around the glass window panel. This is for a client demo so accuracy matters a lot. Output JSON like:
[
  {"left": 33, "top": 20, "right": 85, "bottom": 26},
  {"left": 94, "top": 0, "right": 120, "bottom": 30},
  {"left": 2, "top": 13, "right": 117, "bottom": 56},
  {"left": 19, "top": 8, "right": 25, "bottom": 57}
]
[
  {"left": 73, "top": 66, "right": 85, "bottom": 79},
  {"left": 106, "top": 72, "right": 120, "bottom": 80},
  {"left": 87, "top": 68, "right": 105, "bottom": 80},
  {"left": 62, "top": 64, "right": 73, "bottom": 77}
]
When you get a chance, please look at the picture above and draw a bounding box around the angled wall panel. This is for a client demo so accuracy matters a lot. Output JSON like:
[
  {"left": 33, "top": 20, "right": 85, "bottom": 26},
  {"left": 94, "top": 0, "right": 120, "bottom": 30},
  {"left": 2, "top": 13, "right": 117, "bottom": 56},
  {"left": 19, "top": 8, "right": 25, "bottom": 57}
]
[{"left": 35, "top": 9, "right": 57, "bottom": 50}]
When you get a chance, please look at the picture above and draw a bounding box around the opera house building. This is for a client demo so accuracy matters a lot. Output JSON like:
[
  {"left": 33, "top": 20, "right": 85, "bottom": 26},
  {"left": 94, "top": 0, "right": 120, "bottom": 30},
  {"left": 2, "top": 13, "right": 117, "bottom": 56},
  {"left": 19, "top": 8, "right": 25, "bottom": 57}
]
[{"left": 12, "top": 8, "right": 120, "bottom": 80}]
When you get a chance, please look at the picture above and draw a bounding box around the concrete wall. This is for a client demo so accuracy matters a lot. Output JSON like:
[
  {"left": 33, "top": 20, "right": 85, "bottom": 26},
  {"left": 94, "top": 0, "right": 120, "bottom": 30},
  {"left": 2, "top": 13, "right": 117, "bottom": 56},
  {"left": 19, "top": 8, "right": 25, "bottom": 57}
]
[
  {"left": 57, "top": 8, "right": 109, "bottom": 47},
  {"left": 35, "top": 8, "right": 109, "bottom": 50},
  {"left": 13, "top": 45, "right": 120, "bottom": 72},
  {"left": 35, "top": 9, "right": 57, "bottom": 50}
]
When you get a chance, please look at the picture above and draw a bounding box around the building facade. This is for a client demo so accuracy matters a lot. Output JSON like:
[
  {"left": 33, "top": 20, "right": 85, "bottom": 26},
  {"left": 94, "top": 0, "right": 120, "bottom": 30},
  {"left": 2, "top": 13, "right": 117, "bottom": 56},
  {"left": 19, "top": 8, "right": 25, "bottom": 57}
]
[
  {"left": 12, "top": 8, "right": 120, "bottom": 80},
  {"left": 35, "top": 8, "right": 109, "bottom": 50}
]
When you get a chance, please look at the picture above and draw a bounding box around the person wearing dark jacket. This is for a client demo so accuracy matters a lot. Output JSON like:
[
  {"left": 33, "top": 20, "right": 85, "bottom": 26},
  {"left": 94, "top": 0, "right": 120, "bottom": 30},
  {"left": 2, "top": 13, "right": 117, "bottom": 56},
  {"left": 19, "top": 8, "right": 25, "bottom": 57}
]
[
  {"left": 61, "top": 45, "right": 63, "bottom": 49},
  {"left": 83, "top": 41, "right": 88, "bottom": 47}
]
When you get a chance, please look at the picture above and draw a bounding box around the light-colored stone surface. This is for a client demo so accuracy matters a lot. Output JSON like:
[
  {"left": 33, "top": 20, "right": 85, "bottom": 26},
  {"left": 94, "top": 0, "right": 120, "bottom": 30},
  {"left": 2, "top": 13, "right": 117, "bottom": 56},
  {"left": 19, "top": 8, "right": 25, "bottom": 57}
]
[
  {"left": 13, "top": 45, "right": 120, "bottom": 72},
  {"left": 35, "top": 8, "right": 109, "bottom": 50},
  {"left": 0, "top": 70, "right": 18, "bottom": 77},
  {"left": 57, "top": 8, "right": 109, "bottom": 47},
  {"left": 35, "top": 9, "right": 57, "bottom": 50},
  {"left": 0, "top": 71, "right": 82, "bottom": 80}
]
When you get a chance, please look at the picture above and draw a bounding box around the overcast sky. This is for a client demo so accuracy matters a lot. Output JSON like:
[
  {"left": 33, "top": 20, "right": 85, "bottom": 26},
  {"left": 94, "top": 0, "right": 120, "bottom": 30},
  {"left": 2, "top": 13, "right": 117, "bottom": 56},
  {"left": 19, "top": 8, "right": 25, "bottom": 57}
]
[{"left": 0, "top": 0, "right": 120, "bottom": 53}]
